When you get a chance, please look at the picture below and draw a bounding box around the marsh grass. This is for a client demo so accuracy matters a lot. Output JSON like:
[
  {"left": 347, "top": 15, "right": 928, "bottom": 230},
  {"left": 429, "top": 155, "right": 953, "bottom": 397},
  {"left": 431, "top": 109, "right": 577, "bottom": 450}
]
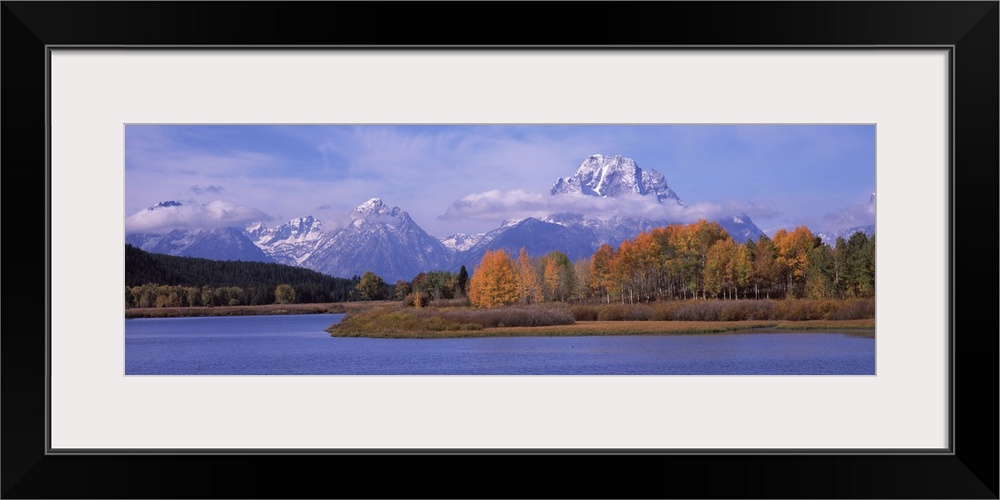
[
  {"left": 328, "top": 304, "right": 575, "bottom": 337},
  {"left": 329, "top": 307, "right": 485, "bottom": 336},
  {"left": 571, "top": 299, "right": 873, "bottom": 322},
  {"left": 774, "top": 319, "right": 875, "bottom": 330},
  {"left": 326, "top": 299, "right": 875, "bottom": 338}
]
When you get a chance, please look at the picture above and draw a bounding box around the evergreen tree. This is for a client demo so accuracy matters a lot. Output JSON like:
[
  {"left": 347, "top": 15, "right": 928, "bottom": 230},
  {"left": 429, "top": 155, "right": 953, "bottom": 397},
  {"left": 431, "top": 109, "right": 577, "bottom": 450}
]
[{"left": 457, "top": 265, "right": 469, "bottom": 297}]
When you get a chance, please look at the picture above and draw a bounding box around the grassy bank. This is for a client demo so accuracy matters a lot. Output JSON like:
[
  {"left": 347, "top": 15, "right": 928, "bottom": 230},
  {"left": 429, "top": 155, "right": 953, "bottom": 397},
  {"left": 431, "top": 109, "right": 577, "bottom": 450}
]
[
  {"left": 326, "top": 302, "right": 875, "bottom": 339},
  {"left": 128, "top": 298, "right": 875, "bottom": 338},
  {"left": 773, "top": 319, "right": 875, "bottom": 330},
  {"left": 328, "top": 318, "right": 875, "bottom": 339},
  {"left": 570, "top": 298, "right": 874, "bottom": 322},
  {"left": 327, "top": 304, "right": 575, "bottom": 337}
]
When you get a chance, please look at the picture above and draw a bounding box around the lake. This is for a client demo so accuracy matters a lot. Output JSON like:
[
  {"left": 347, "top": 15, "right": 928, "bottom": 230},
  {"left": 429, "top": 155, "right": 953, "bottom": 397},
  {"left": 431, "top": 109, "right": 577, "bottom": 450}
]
[{"left": 124, "top": 314, "right": 875, "bottom": 375}]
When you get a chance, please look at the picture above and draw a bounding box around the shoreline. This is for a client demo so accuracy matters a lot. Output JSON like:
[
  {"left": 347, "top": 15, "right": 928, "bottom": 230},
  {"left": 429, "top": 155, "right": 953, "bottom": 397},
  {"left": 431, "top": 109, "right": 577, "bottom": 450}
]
[
  {"left": 124, "top": 302, "right": 371, "bottom": 318},
  {"left": 328, "top": 319, "right": 876, "bottom": 339},
  {"left": 124, "top": 302, "right": 875, "bottom": 339}
]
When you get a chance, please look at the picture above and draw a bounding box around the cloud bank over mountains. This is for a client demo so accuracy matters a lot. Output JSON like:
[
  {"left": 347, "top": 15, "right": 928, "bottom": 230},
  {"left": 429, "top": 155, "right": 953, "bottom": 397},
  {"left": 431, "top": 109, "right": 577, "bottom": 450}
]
[
  {"left": 124, "top": 150, "right": 850, "bottom": 240},
  {"left": 438, "top": 188, "right": 785, "bottom": 228},
  {"left": 819, "top": 193, "right": 876, "bottom": 235},
  {"left": 124, "top": 200, "right": 269, "bottom": 233},
  {"left": 126, "top": 125, "right": 875, "bottom": 239},
  {"left": 122, "top": 154, "right": 871, "bottom": 282}
]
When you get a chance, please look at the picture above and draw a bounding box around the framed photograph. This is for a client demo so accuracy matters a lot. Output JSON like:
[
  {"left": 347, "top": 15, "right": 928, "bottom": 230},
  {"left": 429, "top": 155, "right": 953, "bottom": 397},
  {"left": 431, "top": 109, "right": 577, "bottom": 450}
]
[
  {"left": 5, "top": 2, "right": 996, "bottom": 498},
  {"left": 121, "top": 122, "right": 878, "bottom": 376}
]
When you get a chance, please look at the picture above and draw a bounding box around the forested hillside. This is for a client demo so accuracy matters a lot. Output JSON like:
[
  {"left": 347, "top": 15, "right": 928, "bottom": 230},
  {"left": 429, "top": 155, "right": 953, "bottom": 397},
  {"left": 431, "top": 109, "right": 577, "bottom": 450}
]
[{"left": 125, "top": 244, "right": 360, "bottom": 306}]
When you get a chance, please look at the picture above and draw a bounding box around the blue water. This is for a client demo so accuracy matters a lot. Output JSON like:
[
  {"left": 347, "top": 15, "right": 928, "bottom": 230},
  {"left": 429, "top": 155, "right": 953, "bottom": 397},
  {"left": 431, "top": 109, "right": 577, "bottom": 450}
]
[{"left": 124, "top": 314, "right": 875, "bottom": 375}]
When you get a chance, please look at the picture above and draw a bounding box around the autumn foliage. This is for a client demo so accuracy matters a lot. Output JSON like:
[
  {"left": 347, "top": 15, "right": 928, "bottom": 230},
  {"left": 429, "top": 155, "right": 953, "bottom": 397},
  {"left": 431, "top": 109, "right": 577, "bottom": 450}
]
[
  {"left": 465, "top": 220, "right": 874, "bottom": 308},
  {"left": 468, "top": 249, "right": 521, "bottom": 307},
  {"left": 587, "top": 220, "right": 874, "bottom": 302}
]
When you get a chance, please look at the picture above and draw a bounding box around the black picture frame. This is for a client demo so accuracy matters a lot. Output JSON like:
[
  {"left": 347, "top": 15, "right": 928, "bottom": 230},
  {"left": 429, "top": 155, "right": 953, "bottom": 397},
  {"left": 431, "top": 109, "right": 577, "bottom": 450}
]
[{"left": 3, "top": 2, "right": 997, "bottom": 498}]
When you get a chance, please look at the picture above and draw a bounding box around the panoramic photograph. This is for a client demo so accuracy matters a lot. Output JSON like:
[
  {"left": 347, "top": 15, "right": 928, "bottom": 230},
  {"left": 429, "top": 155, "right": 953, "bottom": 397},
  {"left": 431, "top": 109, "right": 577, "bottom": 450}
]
[{"left": 124, "top": 124, "right": 876, "bottom": 375}]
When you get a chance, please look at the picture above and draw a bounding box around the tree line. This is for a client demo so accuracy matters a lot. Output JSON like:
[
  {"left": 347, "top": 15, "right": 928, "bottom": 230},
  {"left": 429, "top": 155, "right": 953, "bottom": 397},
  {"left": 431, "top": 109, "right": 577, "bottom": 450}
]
[
  {"left": 352, "top": 250, "right": 579, "bottom": 308},
  {"left": 464, "top": 220, "right": 875, "bottom": 307},
  {"left": 352, "top": 268, "right": 471, "bottom": 305},
  {"left": 125, "top": 244, "right": 362, "bottom": 307},
  {"left": 127, "top": 218, "right": 875, "bottom": 310},
  {"left": 586, "top": 220, "right": 874, "bottom": 303}
]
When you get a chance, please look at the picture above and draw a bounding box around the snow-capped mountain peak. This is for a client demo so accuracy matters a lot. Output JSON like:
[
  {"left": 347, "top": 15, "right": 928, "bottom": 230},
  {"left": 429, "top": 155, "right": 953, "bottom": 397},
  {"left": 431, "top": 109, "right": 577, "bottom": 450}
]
[
  {"left": 304, "top": 200, "right": 452, "bottom": 282},
  {"left": 356, "top": 198, "right": 387, "bottom": 214},
  {"left": 550, "top": 154, "right": 682, "bottom": 204},
  {"left": 148, "top": 200, "right": 182, "bottom": 210},
  {"left": 287, "top": 215, "right": 322, "bottom": 234},
  {"left": 350, "top": 198, "right": 408, "bottom": 222}
]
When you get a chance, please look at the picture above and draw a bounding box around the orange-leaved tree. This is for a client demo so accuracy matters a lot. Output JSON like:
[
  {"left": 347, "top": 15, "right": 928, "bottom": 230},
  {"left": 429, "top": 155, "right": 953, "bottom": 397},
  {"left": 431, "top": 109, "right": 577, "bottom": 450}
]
[{"left": 468, "top": 249, "right": 521, "bottom": 308}]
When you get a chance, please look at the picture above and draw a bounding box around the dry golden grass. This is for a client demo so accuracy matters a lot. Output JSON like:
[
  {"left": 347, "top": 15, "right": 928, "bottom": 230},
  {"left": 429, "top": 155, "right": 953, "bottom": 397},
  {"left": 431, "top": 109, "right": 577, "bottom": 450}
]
[
  {"left": 775, "top": 318, "right": 875, "bottom": 329},
  {"left": 124, "top": 301, "right": 385, "bottom": 318}
]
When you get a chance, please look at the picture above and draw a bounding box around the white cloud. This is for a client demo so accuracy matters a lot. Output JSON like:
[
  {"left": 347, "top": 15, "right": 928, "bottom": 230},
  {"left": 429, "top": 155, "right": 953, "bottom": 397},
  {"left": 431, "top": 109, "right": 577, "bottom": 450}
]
[
  {"left": 819, "top": 196, "right": 876, "bottom": 234},
  {"left": 438, "top": 190, "right": 776, "bottom": 226},
  {"left": 124, "top": 200, "right": 270, "bottom": 233},
  {"left": 188, "top": 184, "right": 224, "bottom": 195}
]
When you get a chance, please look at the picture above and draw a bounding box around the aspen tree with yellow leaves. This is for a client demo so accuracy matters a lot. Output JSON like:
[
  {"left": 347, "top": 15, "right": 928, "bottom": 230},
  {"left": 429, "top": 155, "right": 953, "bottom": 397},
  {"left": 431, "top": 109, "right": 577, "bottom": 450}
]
[{"left": 468, "top": 249, "right": 521, "bottom": 308}]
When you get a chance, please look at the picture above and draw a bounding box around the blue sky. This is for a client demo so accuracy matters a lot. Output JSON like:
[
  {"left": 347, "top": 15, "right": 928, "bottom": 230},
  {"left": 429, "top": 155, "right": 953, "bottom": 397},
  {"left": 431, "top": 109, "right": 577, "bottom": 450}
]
[{"left": 125, "top": 124, "right": 875, "bottom": 238}]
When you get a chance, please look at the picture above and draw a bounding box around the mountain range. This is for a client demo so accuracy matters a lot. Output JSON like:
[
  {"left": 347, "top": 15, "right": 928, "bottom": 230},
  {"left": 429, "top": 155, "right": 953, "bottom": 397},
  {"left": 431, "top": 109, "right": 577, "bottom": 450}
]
[
  {"left": 126, "top": 154, "right": 784, "bottom": 282},
  {"left": 816, "top": 224, "right": 876, "bottom": 246}
]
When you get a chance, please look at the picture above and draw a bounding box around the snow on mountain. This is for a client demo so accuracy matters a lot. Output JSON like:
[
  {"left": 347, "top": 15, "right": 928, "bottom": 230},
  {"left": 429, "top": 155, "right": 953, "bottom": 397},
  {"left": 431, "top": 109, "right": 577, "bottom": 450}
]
[
  {"left": 245, "top": 221, "right": 268, "bottom": 240},
  {"left": 452, "top": 210, "right": 768, "bottom": 272},
  {"left": 125, "top": 152, "right": 774, "bottom": 281},
  {"left": 452, "top": 217, "right": 596, "bottom": 272},
  {"left": 247, "top": 215, "right": 326, "bottom": 265},
  {"left": 817, "top": 225, "right": 876, "bottom": 246},
  {"left": 148, "top": 200, "right": 183, "bottom": 210},
  {"left": 816, "top": 194, "right": 876, "bottom": 245},
  {"left": 550, "top": 154, "right": 683, "bottom": 204},
  {"left": 129, "top": 198, "right": 456, "bottom": 281},
  {"left": 453, "top": 213, "right": 666, "bottom": 272},
  {"left": 546, "top": 154, "right": 764, "bottom": 244},
  {"left": 300, "top": 198, "right": 454, "bottom": 282},
  {"left": 355, "top": 197, "right": 388, "bottom": 214},
  {"left": 451, "top": 152, "right": 768, "bottom": 271},
  {"left": 125, "top": 227, "right": 272, "bottom": 262},
  {"left": 716, "top": 213, "right": 767, "bottom": 244},
  {"left": 127, "top": 200, "right": 272, "bottom": 262},
  {"left": 440, "top": 233, "right": 485, "bottom": 252}
]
